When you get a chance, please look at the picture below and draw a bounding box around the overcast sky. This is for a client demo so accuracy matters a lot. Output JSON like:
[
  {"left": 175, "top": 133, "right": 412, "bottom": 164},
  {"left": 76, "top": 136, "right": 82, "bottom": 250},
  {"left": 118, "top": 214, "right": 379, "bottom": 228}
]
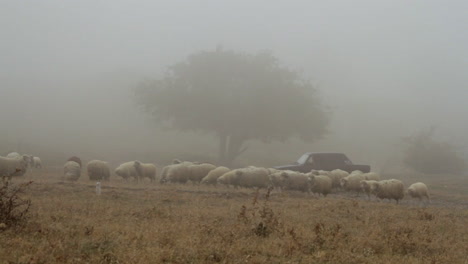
[{"left": 1, "top": 0, "right": 467, "bottom": 167}]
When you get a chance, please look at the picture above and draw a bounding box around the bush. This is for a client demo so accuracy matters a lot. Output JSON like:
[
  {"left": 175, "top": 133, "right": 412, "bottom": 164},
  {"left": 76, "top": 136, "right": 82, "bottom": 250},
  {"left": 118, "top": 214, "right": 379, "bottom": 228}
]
[
  {"left": 402, "top": 128, "right": 466, "bottom": 174},
  {"left": 0, "top": 177, "right": 32, "bottom": 229}
]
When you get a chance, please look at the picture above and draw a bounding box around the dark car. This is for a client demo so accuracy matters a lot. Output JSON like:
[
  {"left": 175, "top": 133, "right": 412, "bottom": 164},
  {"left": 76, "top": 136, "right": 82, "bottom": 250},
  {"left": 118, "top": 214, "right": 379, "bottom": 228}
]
[{"left": 274, "top": 152, "right": 370, "bottom": 173}]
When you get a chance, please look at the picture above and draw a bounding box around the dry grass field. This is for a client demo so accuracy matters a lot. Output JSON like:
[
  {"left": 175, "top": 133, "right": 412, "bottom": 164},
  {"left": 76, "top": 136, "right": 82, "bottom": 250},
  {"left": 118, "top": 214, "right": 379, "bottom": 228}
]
[{"left": 1, "top": 170, "right": 468, "bottom": 264}]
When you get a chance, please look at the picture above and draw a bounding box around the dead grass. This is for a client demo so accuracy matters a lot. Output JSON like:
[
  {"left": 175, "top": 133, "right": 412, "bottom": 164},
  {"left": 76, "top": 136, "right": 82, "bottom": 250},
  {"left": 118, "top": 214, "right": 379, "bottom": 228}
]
[{"left": 0, "top": 172, "right": 467, "bottom": 264}]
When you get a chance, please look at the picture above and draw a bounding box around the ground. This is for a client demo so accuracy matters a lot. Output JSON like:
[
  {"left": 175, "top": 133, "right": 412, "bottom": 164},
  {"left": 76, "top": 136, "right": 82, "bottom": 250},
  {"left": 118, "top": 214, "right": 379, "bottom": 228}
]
[{"left": 0, "top": 169, "right": 467, "bottom": 264}]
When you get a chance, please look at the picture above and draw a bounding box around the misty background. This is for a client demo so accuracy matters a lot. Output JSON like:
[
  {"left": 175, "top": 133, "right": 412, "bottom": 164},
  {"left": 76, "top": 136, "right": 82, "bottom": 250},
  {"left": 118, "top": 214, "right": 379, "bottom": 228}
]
[{"left": 1, "top": 1, "right": 467, "bottom": 171}]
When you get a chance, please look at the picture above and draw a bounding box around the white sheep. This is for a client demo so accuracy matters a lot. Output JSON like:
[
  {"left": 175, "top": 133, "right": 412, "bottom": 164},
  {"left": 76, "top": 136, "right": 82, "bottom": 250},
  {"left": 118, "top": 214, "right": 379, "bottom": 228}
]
[
  {"left": 328, "top": 169, "right": 349, "bottom": 188},
  {"left": 340, "top": 173, "right": 367, "bottom": 195},
  {"left": 217, "top": 169, "right": 241, "bottom": 187},
  {"left": 309, "top": 175, "right": 333, "bottom": 197},
  {"left": 33, "top": 157, "right": 42, "bottom": 168},
  {"left": 407, "top": 182, "right": 430, "bottom": 205},
  {"left": 188, "top": 163, "right": 216, "bottom": 183},
  {"left": 114, "top": 161, "right": 138, "bottom": 181},
  {"left": 268, "top": 171, "right": 286, "bottom": 192},
  {"left": 63, "top": 161, "right": 81, "bottom": 181},
  {"left": 279, "top": 170, "right": 311, "bottom": 193},
  {"left": 0, "top": 156, "right": 29, "bottom": 180},
  {"left": 133, "top": 161, "right": 157, "bottom": 182},
  {"left": 67, "top": 156, "right": 82, "bottom": 168},
  {"left": 160, "top": 161, "right": 192, "bottom": 184},
  {"left": 360, "top": 180, "right": 379, "bottom": 200},
  {"left": 5, "top": 153, "right": 30, "bottom": 176},
  {"left": 87, "top": 160, "right": 111, "bottom": 181},
  {"left": 235, "top": 167, "right": 270, "bottom": 189},
  {"left": 201, "top": 166, "right": 230, "bottom": 185},
  {"left": 373, "top": 179, "right": 405, "bottom": 204},
  {"left": 362, "top": 172, "right": 380, "bottom": 181}
]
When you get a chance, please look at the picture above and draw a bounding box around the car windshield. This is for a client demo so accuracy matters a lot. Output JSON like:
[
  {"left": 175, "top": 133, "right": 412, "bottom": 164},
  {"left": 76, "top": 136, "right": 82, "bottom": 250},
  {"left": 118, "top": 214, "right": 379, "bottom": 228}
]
[{"left": 296, "top": 154, "right": 309, "bottom": 164}]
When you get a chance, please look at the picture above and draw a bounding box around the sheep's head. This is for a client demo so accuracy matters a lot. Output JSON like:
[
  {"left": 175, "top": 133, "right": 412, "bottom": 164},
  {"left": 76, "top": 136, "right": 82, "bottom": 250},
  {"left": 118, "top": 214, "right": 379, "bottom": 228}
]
[
  {"left": 340, "top": 178, "right": 349, "bottom": 188},
  {"left": 133, "top": 161, "right": 143, "bottom": 175},
  {"left": 235, "top": 170, "right": 244, "bottom": 177}
]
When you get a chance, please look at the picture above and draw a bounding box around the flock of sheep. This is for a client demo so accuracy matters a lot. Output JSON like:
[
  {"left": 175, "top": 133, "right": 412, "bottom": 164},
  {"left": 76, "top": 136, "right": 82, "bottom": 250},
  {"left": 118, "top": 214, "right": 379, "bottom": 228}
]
[
  {"left": 0, "top": 152, "right": 42, "bottom": 180},
  {"left": 1, "top": 153, "right": 430, "bottom": 205}
]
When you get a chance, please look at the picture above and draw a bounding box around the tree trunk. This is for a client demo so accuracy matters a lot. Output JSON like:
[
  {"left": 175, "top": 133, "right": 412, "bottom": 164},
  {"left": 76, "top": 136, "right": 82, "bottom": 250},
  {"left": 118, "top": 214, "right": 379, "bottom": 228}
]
[
  {"left": 226, "top": 134, "right": 247, "bottom": 166},
  {"left": 218, "top": 133, "right": 248, "bottom": 166}
]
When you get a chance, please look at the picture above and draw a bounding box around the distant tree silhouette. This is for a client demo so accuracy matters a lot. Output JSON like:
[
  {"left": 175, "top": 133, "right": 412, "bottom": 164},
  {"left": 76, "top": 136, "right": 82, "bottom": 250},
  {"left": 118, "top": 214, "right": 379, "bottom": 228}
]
[
  {"left": 135, "top": 49, "right": 330, "bottom": 165},
  {"left": 402, "top": 127, "right": 465, "bottom": 174}
]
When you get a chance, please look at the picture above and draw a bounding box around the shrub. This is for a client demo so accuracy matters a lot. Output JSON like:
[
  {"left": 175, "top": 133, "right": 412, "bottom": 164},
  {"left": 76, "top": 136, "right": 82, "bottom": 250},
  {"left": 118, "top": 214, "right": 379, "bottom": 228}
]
[
  {"left": 402, "top": 128, "right": 466, "bottom": 174},
  {"left": 0, "top": 176, "right": 32, "bottom": 229}
]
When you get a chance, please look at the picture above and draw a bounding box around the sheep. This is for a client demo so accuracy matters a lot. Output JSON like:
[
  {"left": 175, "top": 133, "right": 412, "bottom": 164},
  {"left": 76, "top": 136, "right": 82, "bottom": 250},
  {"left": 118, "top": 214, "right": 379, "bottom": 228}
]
[
  {"left": 6, "top": 152, "right": 21, "bottom": 159},
  {"left": 309, "top": 174, "right": 333, "bottom": 197},
  {"left": 373, "top": 179, "right": 405, "bottom": 204},
  {"left": 114, "top": 161, "right": 138, "bottom": 181},
  {"left": 133, "top": 161, "right": 157, "bottom": 182},
  {"left": 201, "top": 166, "right": 230, "bottom": 185},
  {"left": 362, "top": 172, "right": 380, "bottom": 181},
  {"left": 6, "top": 153, "right": 30, "bottom": 176},
  {"left": 407, "top": 182, "right": 430, "bottom": 205},
  {"left": 86, "top": 160, "right": 111, "bottom": 181},
  {"left": 328, "top": 169, "right": 349, "bottom": 188},
  {"left": 235, "top": 167, "right": 270, "bottom": 189},
  {"left": 33, "top": 157, "right": 42, "bottom": 168},
  {"left": 268, "top": 171, "right": 286, "bottom": 192},
  {"left": 340, "top": 173, "right": 367, "bottom": 195},
  {"left": 63, "top": 161, "right": 81, "bottom": 181},
  {"left": 160, "top": 161, "right": 192, "bottom": 184},
  {"left": 188, "top": 163, "right": 216, "bottom": 183},
  {"left": 279, "top": 170, "right": 311, "bottom": 193},
  {"left": 360, "top": 180, "right": 379, "bottom": 200},
  {"left": 0, "top": 156, "right": 28, "bottom": 180},
  {"left": 217, "top": 169, "right": 241, "bottom": 187},
  {"left": 67, "top": 156, "right": 82, "bottom": 168}
]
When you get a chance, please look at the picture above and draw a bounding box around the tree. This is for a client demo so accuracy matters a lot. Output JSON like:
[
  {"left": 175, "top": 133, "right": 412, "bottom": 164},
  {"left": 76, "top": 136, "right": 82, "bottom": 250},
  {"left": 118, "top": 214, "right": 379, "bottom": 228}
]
[
  {"left": 402, "top": 127, "right": 466, "bottom": 174},
  {"left": 135, "top": 49, "right": 330, "bottom": 165}
]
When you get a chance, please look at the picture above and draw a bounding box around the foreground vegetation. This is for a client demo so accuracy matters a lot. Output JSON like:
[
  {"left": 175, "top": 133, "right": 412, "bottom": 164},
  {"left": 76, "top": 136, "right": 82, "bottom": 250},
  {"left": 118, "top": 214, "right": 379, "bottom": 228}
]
[{"left": 1, "top": 173, "right": 467, "bottom": 264}]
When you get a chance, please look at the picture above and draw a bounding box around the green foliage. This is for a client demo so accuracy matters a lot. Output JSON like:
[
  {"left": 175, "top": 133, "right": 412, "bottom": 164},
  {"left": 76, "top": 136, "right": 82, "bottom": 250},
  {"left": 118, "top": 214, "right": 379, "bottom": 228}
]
[
  {"left": 135, "top": 48, "right": 330, "bottom": 164},
  {"left": 402, "top": 128, "right": 466, "bottom": 174}
]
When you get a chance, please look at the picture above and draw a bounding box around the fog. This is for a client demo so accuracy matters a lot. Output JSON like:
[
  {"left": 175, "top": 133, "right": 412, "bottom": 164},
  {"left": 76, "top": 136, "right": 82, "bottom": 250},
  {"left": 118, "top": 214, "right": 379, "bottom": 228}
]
[{"left": 1, "top": 0, "right": 467, "bottom": 170}]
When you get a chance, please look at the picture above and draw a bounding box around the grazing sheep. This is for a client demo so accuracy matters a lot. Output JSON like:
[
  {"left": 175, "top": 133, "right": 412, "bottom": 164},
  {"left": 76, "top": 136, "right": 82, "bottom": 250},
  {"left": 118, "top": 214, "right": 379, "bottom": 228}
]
[
  {"left": 373, "top": 179, "right": 405, "bottom": 204},
  {"left": 360, "top": 180, "right": 379, "bottom": 200},
  {"left": 235, "top": 167, "right": 270, "bottom": 189},
  {"left": 161, "top": 162, "right": 192, "bottom": 184},
  {"left": 407, "top": 182, "right": 430, "bottom": 204},
  {"left": 33, "top": 157, "right": 42, "bottom": 168},
  {"left": 279, "top": 170, "right": 311, "bottom": 193},
  {"left": 86, "top": 160, "right": 111, "bottom": 181},
  {"left": 6, "top": 153, "right": 30, "bottom": 176},
  {"left": 6, "top": 152, "right": 21, "bottom": 159},
  {"left": 340, "top": 173, "right": 367, "bottom": 195},
  {"left": 350, "top": 170, "right": 363, "bottom": 176},
  {"left": 114, "top": 161, "right": 138, "bottom": 181},
  {"left": 67, "top": 156, "right": 82, "bottom": 168},
  {"left": 133, "top": 161, "right": 157, "bottom": 182},
  {"left": 268, "top": 171, "right": 286, "bottom": 192},
  {"left": 188, "top": 163, "right": 216, "bottom": 183},
  {"left": 328, "top": 169, "right": 349, "bottom": 188},
  {"left": 63, "top": 161, "right": 81, "bottom": 181},
  {"left": 309, "top": 175, "right": 333, "bottom": 197},
  {"left": 0, "top": 156, "right": 29, "bottom": 180},
  {"left": 217, "top": 169, "right": 241, "bottom": 187},
  {"left": 362, "top": 172, "right": 380, "bottom": 181},
  {"left": 201, "top": 166, "right": 230, "bottom": 185}
]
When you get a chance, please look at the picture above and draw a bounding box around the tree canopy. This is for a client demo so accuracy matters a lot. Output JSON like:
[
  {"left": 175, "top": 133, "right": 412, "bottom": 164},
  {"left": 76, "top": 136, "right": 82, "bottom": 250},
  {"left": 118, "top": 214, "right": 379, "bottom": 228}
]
[
  {"left": 135, "top": 49, "right": 330, "bottom": 164},
  {"left": 402, "top": 128, "right": 466, "bottom": 174}
]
